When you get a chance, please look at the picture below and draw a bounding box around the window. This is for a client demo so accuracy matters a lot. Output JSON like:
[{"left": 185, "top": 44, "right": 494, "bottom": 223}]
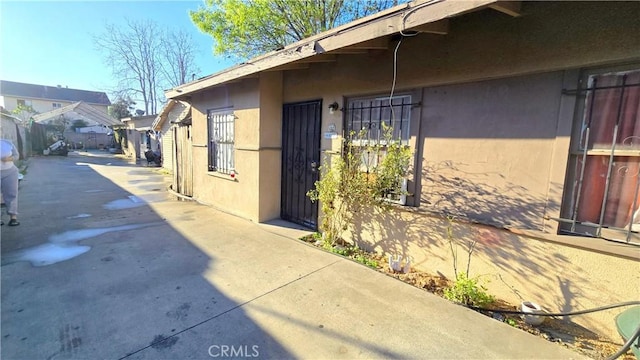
[
  {"left": 52, "top": 103, "right": 62, "bottom": 108},
  {"left": 345, "top": 95, "right": 412, "bottom": 146},
  {"left": 16, "top": 99, "right": 32, "bottom": 107},
  {"left": 207, "top": 109, "right": 235, "bottom": 174},
  {"left": 561, "top": 68, "right": 640, "bottom": 244},
  {"left": 344, "top": 94, "right": 413, "bottom": 205}
]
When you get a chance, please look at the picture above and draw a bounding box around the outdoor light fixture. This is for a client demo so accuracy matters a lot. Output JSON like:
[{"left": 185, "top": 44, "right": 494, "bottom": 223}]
[{"left": 328, "top": 102, "right": 340, "bottom": 115}]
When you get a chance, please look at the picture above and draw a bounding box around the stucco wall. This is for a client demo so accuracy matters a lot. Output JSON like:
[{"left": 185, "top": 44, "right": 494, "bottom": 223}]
[
  {"left": 282, "top": 0, "right": 639, "bottom": 231},
  {"left": 349, "top": 207, "right": 639, "bottom": 341},
  {"left": 179, "top": 0, "right": 639, "bottom": 341},
  {"left": 418, "top": 71, "right": 567, "bottom": 229},
  {"left": 258, "top": 72, "right": 284, "bottom": 221},
  {"left": 189, "top": 80, "right": 265, "bottom": 221},
  {"left": 275, "top": 1, "right": 639, "bottom": 341},
  {"left": 283, "top": 2, "right": 639, "bottom": 98}
]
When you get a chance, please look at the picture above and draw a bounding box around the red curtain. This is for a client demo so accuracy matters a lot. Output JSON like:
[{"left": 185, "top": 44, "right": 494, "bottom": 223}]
[{"left": 576, "top": 70, "right": 640, "bottom": 229}]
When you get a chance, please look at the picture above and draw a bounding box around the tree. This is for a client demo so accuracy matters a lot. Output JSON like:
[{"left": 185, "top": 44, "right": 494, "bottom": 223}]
[
  {"left": 11, "top": 104, "right": 38, "bottom": 123},
  {"left": 95, "top": 20, "right": 199, "bottom": 115},
  {"left": 95, "top": 19, "right": 162, "bottom": 115},
  {"left": 161, "top": 29, "right": 200, "bottom": 87},
  {"left": 108, "top": 95, "right": 136, "bottom": 120},
  {"left": 70, "top": 119, "right": 89, "bottom": 131},
  {"left": 190, "top": 0, "right": 402, "bottom": 60}
]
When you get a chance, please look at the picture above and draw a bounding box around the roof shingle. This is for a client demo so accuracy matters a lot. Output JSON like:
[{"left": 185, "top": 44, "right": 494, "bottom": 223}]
[{"left": 0, "top": 80, "right": 111, "bottom": 105}]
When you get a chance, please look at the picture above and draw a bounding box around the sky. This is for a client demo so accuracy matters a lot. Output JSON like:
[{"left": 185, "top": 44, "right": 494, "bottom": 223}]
[{"left": 0, "top": 0, "right": 236, "bottom": 99}]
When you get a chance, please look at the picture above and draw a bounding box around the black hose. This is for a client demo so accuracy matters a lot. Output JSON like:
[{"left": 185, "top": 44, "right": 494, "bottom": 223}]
[
  {"left": 465, "top": 300, "right": 640, "bottom": 317},
  {"left": 463, "top": 301, "right": 640, "bottom": 360}
]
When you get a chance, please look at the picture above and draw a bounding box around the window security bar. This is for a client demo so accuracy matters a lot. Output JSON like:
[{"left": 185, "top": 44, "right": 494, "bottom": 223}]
[
  {"left": 345, "top": 98, "right": 413, "bottom": 145},
  {"left": 564, "top": 73, "right": 640, "bottom": 245},
  {"left": 562, "top": 82, "right": 640, "bottom": 96}
]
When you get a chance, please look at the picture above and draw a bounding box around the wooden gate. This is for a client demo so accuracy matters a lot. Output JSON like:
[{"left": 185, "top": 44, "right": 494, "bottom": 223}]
[
  {"left": 173, "top": 124, "right": 193, "bottom": 197},
  {"left": 281, "top": 100, "right": 322, "bottom": 228}
]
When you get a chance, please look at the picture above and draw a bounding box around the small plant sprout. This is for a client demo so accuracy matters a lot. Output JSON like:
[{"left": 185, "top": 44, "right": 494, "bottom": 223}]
[{"left": 444, "top": 216, "right": 494, "bottom": 307}]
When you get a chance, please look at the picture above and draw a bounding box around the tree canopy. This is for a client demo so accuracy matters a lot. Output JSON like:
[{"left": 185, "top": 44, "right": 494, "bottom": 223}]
[
  {"left": 190, "top": 0, "right": 402, "bottom": 60},
  {"left": 108, "top": 95, "right": 136, "bottom": 120}
]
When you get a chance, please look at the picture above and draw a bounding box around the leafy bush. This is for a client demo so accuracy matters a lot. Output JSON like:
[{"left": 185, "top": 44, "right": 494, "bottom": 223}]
[
  {"left": 307, "top": 127, "right": 411, "bottom": 246},
  {"left": 443, "top": 273, "right": 494, "bottom": 307}
]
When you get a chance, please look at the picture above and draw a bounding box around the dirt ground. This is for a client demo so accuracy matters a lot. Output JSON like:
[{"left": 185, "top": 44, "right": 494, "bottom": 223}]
[{"left": 299, "top": 235, "right": 635, "bottom": 360}]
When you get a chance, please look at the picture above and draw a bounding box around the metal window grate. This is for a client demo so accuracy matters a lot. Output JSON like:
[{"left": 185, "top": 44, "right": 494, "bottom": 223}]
[
  {"left": 345, "top": 95, "right": 412, "bottom": 145},
  {"left": 207, "top": 110, "right": 235, "bottom": 174},
  {"left": 558, "top": 70, "right": 640, "bottom": 245},
  {"left": 344, "top": 95, "right": 412, "bottom": 206}
]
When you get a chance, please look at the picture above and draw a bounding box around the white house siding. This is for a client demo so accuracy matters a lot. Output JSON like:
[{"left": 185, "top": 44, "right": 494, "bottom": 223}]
[{"left": 161, "top": 124, "right": 174, "bottom": 171}]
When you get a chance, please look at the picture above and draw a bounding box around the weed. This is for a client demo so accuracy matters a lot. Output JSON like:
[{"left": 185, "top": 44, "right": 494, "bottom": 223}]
[
  {"left": 330, "top": 246, "right": 353, "bottom": 257},
  {"left": 354, "top": 254, "right": 378, "bottom": 268}
]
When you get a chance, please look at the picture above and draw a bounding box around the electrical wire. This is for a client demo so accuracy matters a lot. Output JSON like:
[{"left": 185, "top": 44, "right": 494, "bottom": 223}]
[
  {"left": 389, "top": 0, "right": 443, "bottom": 126},
  {"left": 400, "top": 0, "right": 444, "bottom": 37},
  {"left": 388, "top": 36, "right": 403, "bottom": 107}
]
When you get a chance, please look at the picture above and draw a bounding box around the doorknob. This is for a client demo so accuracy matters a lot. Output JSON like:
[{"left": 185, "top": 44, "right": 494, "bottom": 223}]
[{"left": 310, "top": 161, "right": 318, "bottom": 172}]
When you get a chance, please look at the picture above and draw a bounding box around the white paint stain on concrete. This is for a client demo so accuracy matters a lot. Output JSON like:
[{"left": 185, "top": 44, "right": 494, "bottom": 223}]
[
  {"left": 49, "top": 224, "right": 151, "bottom": 243},
  {"left": 3, "top": 223, "right": 160, "bottom": 267},
  {"left": 103, "top": 196, "right": 146, "bottom": 210},
  {"left": 66, "top": 213, "right": 92, "bottom": 219},
  {"left": 12, "top": 244, "right": 92, "bottom": 267}
]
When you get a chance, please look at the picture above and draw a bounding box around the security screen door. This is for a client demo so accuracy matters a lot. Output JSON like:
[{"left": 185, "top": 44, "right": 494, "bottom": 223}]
[{"left": 281, "top": 100, "right": 322, "bottom": 229}]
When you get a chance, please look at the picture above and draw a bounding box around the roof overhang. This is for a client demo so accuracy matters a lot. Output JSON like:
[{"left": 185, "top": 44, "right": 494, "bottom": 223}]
[
  {"left": 152, "top": 100, "right": 177, "bottom": 130},
  {"left": 1, "top": 111, "right": 23, "bottom": 124},
  {"left": 166, "top": 0, "right": 512, "bottom": 99},
  {"left": 153, "top": 100, "right": 192, "bottom": 130},
  {"left": 32, "top": 101, "right": 122, "bottom": 127}
]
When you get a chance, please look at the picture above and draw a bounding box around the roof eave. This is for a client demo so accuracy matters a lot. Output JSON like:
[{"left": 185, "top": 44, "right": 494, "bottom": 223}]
[
  {"left": 166, "top": 0, "right": 499, "bottom": 99},
  {"left": 152, "top": 100, "right": 177, "bottom": 130}
]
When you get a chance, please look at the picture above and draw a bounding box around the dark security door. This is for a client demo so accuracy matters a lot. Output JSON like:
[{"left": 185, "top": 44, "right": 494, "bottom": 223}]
[{"left": 281, "top": 100, "right": 322, "bottom": 228}]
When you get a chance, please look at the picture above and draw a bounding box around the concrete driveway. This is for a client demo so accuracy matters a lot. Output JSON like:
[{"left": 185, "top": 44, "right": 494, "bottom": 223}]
[{"left": 1, "top": 151, "right": 584, "bottom": 359}]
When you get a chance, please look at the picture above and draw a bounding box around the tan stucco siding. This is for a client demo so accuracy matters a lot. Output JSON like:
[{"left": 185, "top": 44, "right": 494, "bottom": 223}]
[
  {"left": 280, "top": 1, "right": 639, "bottom": 231},
  {"left": 171, "top": 1, "right": 639, "bottom": 342},
  {"left": 258, "top": 72, "right": 284, "bottom": 221},
  {"left": 283, "top": 2, "right": 639, "bottom": 101},
  {"left": 189, "top": 81, "right": 265, "bottom": 221},
  {"left": 349, "top": 208, "right": 639, "bottom": 341},
  {"left": 418, "top": 71, "right": 566, "bottom": 230}
]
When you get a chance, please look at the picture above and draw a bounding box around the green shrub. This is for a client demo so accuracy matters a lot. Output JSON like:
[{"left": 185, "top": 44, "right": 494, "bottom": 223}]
[
  {"left": 307, "top": 127, "right": 411, "bottom": 246},
  {"left": 443, "top": 273, "right": 494, "bottom": 307}
]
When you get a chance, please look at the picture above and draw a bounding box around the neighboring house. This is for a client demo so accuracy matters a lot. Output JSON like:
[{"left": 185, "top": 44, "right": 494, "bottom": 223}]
[
  {"left": 152, "top": 100, "right": 191, "bottom": 173},
  {"left": 75, "top": 125, "right": 110, "bottom": 134},
  {"left": 121, "top": 115, "right": 159, "bottom": 160},
  {"left": 0, "top": 109, "right": 27, "bottom": 159},
  {"left": 165, "top": 0, "right": 639, "bottom": 340},
  {"left": 0, "top": 80, "right": 111, "bottom": 126},
  {"left": 31, "top": 101, "right": 123, "bottom": 150}
]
